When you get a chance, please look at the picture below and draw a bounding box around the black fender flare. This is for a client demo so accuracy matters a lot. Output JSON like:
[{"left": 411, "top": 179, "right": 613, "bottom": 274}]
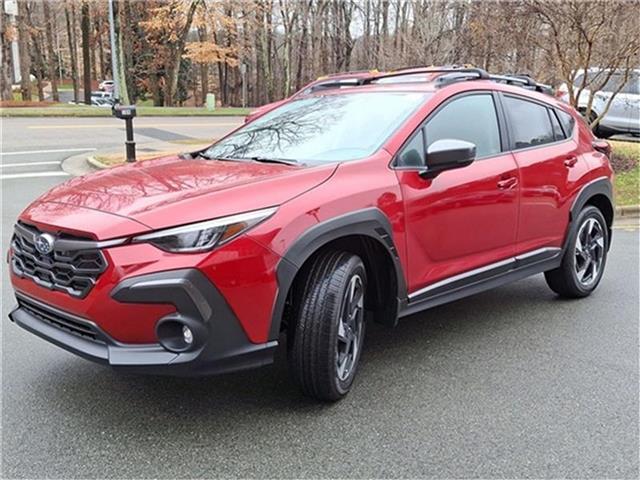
[
  {"left": 565, "top": 176, "right": 614, "bottom": 250},
  {"left": 268, "top": 207, "right": 407, "bottom": 340}
]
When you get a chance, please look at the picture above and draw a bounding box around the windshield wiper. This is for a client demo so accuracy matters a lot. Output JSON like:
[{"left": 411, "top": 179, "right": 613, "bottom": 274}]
[
  {"left": 196, "top": 152, "right": 298, "bottom": 166},
  {"left": 247, "top": 156, "right": 299, "bottom": 166},
  {"left": 195, "top": 152, "right": 240, "bottom": 162}
]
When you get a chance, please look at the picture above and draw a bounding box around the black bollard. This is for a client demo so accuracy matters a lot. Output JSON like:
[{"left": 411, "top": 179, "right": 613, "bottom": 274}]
[{"left": 112, "top": 104, "right": 137, "bottom": 162}]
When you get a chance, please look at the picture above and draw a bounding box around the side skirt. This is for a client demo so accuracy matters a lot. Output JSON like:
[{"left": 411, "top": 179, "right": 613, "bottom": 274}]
[{"left": 400, "top": 248, "right": 562, "bottom": 318}]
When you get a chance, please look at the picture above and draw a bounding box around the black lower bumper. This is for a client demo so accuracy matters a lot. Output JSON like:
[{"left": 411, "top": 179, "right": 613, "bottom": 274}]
[{"left": 9, "top": 269, "right": 277, "bottom": 376}]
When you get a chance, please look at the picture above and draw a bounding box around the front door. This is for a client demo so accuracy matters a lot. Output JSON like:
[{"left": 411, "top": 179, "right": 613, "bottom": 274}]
[{"left": 395, "top": 92, "right": 519, "bottom": 295}]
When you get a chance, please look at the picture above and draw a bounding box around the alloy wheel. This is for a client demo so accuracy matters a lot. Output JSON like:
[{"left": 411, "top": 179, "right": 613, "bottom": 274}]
[
  {"left": 574, "top": 217, "right": 605, "bottom": 286},
  {"left": 336, "top": 274, "right": 364, "bottom": 382}
]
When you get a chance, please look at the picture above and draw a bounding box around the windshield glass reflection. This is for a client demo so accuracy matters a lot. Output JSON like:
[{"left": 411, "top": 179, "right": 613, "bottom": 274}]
[{"left": 204, "top": 92, "right": 428, "bottom": 165}]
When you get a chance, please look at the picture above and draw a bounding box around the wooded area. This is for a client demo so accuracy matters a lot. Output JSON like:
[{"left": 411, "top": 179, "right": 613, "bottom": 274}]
[{"left": 1, "top": 0, "right": 639, "bottom": 109}]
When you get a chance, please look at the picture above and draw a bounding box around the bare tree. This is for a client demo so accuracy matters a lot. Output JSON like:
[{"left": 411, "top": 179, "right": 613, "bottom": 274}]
[
  {"left": 1, "top": 0, "right": 14, "bottom": 101},
  {"left": 17, "top": 0, "right": 31, "bottom": 101},
  {"left": 65, "top": 0, "right": 80, "bottom": 103},
  {"left": 25, "top": 2, "right": 46, "bottom": 101},
  {"left": 42, "top": 0, "right": 59, "bottom": 101},
  {"left": 527, "top": 0, "right": 640, "bottom": 126}
]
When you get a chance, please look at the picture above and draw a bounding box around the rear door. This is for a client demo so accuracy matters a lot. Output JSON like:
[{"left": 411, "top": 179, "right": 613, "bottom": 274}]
[{"left": 501, "top": 94, "right": 586, "bottom": 255}]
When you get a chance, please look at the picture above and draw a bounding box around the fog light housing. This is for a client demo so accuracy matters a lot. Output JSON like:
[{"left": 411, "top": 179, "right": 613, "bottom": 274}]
[{"left": 155, "top": 317, "right": 204, "bottom": 353}]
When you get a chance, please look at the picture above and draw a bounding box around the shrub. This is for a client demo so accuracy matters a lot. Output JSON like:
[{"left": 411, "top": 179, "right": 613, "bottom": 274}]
[{"left": 609, "top": 141, "right": 639, "bottom": 173}]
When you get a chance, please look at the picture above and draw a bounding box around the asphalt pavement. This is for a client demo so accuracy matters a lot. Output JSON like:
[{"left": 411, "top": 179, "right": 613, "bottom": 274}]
[{"left": 1, "top": 117, "right": 638, "bottom": 479}]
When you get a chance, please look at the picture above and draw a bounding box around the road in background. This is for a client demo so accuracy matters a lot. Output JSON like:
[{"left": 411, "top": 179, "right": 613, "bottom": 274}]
[
  {"left": 1, "top": 117, "right": 638, "bottom": 479},
  {"left": 1, "top": 116, "right": 242, "bottom": 179}
]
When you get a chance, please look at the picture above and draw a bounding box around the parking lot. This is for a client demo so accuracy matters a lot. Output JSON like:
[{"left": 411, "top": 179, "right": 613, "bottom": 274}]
[{"left": 1, "top": 117, "right": 638, "bottom": 478}]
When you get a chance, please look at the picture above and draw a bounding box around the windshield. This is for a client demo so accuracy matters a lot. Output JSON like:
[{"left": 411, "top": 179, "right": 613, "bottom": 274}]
[{"left": 203, "top": 92, "right": 427, "bottom": 165}]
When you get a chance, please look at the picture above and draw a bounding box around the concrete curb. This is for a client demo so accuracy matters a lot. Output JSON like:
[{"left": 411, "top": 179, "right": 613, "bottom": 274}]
[
  {"left": 61, "top": 140, "right": 205, "bottom": 175},
  {"left": 61, "top": 151, "right": 99, "bottom": 176},
  {"left": 615, "top": 205, "right": 640, "bottom": 217},
  {"left": 86, "top": 155, "right": 108, "bottom": 170}
]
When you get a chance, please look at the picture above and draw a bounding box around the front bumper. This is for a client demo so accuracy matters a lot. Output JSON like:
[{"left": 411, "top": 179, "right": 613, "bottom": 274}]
[{"left": 9, "top": 269, "right": 277, "bottom": 376}]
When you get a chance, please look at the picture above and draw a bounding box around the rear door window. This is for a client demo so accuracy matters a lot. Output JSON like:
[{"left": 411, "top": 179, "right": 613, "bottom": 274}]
[{"left": 503, "top": 96, "right": 555, "bottom": 149}]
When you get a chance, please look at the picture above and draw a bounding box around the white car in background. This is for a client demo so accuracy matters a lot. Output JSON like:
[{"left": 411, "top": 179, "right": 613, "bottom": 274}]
[
  {"left": 98, "top": 80, "right": 115, "bottom": 93},
  {"left": 558, "top": 68, "right": 639, "bottom": 138}
]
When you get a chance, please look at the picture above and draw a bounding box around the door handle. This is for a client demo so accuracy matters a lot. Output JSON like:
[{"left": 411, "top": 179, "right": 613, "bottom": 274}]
[
  {"left": 564, "top": 156, "right": 578, "bottom": 167},
  {"left": 497, "top": 177, "right": 518, "bottom": 190}
]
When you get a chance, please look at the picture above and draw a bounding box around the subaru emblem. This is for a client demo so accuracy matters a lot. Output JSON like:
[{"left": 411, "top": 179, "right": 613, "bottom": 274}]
[{"left": 35, "top": 233, "right": 55, "bottom": 255}]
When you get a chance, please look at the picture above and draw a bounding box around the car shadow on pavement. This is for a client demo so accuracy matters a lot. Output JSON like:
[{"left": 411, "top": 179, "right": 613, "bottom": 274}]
[{"left": 22, "top": 275, "right": 595, "bottom": 434}]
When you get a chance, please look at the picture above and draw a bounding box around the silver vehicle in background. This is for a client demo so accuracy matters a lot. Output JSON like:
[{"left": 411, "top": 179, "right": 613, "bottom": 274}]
[
  {"left": 91, "top": 91, "right": 116, "bottom": 107},
  {"left": 558, "top": 68, "right": 639, "bottom": 138}
]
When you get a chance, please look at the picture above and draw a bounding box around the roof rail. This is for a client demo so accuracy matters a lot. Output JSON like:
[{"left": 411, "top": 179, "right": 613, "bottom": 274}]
[
  {"left": 432, "top": 70, "right": 551, "bottom": 94},
  {"left": 364, "top": 67, "right": 490, "bottom": 84},
  {"left": 305, "top": 66, "right": 553, "bottom": 96},
  {"left": 390, "top": 64, "right": 473, "bottom": 72},
  {"left": 308, "top": 78, "right": 366, "bottom": 93},
  {"left": 324, "top": 69, "right": 379, "bottom": 78},
  {"left": 488, "top": 74, "right": 552, "bottom": 94}
]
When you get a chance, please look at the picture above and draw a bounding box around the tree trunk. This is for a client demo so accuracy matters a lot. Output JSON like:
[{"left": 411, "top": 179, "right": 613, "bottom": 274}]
[
  {"left": 96, "top": 14, "right": 107, "bottom": 78},
  {"left": 17, "top": 0, "right": 31, "bottom": 101},
  {"left": 43, "top": 0, "right": 59, "bottom": 101},
  {"left": 0, "top": 0, "right": 13, "bottom": 101},
  {"left": 81, "top": 1, "right": 91, "bottom": 104},
  {"left": 164, "top": 0, "right": 199, "bottom": 107},
  {"left": 112, "top": 0, "right": 130, "bottom": 104},
  {"left": 197, "top": 25, "right": 209, "bottom": 106},
  {"left": 65, "top": 1, "right": 80, "bottom": 103},
  {"left": 26, "top": 2, "right": 46, "bottom": 101}
]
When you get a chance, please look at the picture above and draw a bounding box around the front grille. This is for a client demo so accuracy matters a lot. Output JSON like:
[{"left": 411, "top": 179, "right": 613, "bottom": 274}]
[
  {"left": 11, "top": 222, "right": 107, "bottom": 298},
  {"left": 17, "top": 295, "right": 100, "bottom": 341}
]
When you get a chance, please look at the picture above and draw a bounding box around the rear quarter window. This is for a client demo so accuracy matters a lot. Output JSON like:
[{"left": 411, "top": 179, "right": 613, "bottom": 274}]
[{"left": 556, "top": 109, "right": 576, "bottom": 138}]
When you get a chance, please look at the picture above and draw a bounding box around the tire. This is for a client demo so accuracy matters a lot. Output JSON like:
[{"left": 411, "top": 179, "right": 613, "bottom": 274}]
[
  {"left": 288, "top": 250, "right": 367, "bottom": 401},
  {"left": 545, "top": 205, "right": 608, "bottom": 298},
  {"left": 589, "top": 111, "right": 614, "bottom": 139}
]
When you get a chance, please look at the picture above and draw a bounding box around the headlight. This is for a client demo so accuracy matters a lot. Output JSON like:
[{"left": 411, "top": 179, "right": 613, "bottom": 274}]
[{"left": 132, "top": 207, "right": 277, "bottom": 253}]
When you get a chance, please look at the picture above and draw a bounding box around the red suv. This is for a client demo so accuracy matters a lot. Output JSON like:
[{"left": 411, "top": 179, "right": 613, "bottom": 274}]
[{"left": 8, "top": 68, "right": 614, "bottom": 401}]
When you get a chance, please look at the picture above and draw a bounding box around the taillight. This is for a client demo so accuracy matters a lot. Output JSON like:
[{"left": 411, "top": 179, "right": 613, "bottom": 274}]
[{"left": 592, "top": 139, "right": 612, "bottom": 157}]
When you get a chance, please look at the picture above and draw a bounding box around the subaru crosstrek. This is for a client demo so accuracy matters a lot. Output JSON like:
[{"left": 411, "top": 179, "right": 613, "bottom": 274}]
[{"left": 8, "top": 67, "right": 614, "bottom": 401}]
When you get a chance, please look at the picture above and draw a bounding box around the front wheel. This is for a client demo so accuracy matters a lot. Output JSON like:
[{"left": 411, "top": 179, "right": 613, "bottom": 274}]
[
  {"left": 288, "top": 251, "right": 367, "bottom": 401},
  {"left": 545, "top": 205, "right": 608, "bottom": 298}
]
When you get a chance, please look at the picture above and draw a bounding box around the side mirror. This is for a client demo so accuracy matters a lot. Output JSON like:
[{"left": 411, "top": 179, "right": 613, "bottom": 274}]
[{"left": 420, "top": 139, "right": 476, "bottom": 178}]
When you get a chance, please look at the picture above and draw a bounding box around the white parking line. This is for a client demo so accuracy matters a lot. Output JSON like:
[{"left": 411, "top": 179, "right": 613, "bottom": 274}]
[
  {"left": 0, "top": 147, "right": 97, "bottom": 156},
  {"left": 0, "top": 171, "right": 70, "bottom": 180},
  {"left": 0, "top": 160, "right": 61, "bottom": 168},
  {"left": 27, "top": 123, "right": 239, "bottom": 130}
]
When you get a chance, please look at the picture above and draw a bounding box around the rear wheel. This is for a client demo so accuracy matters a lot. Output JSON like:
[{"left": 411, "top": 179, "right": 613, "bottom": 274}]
[
  {"left": 545, "top": 205, "right": 608, "bottom": 298},
  {"left": 288, "top": 251, "right": 366, "bottom": 401}
]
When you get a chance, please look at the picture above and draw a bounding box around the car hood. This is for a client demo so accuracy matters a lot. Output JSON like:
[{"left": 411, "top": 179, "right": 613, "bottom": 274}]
[{"left": 30, "top": 155, "right": 336, "bottom": 237}]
